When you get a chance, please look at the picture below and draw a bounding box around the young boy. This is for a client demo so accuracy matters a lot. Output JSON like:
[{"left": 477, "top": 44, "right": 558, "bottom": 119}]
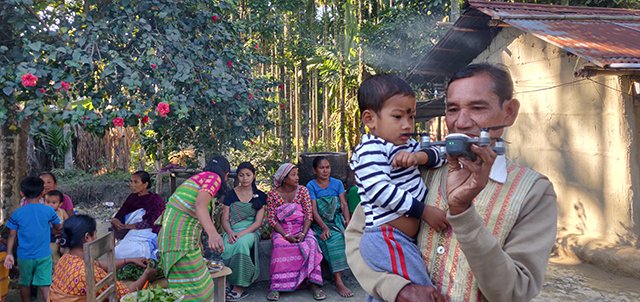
[
  {"left": 4, "top": 176, "right": 62, "bottom": 302},
  {"left": 44, "top": 190, "right": 68, "bottom": 263},
  {"left": 350, "top": 74, "right": 448, "bottom": 302}
]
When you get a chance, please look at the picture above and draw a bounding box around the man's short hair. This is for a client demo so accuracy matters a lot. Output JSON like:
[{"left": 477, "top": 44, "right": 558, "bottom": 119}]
[
  {"left": 20, "top": 176, "right": 44, "bottom": 199},
  {"left": 447, "top": 63, "right": 514, "bottom": 105},
  {"left": 357, "top": 74, "right": 415, "bottom": 113}
]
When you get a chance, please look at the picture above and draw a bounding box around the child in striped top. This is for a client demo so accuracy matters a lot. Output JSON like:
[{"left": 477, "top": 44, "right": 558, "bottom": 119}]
[{"left": 350, "top": 74, "right": 448, "bottom": 302}]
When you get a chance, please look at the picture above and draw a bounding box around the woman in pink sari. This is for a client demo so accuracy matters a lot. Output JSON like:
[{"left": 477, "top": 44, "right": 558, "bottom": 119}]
[{"left": 266, "top": 163, "right": 325, "bottom": 301}]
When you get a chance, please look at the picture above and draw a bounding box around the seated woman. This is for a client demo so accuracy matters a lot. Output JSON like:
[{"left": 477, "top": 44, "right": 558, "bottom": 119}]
[
  {"left": 50, "top": 215, "right": 155, "bottom": 301},
  {"left": 19, "top": 172, "right": 75, "bottom": 217},
  {"left": 306, "top": 156, "right": 353, "bottom": 297},
  {"left": 266, "top": 163, "right": 325, "bottom": 301},
  {"left": 111, "top": 171, "right": 165, "bottom": 260},
  {"left": 220, "top": 162, "right": 267, "bottom": 301}
]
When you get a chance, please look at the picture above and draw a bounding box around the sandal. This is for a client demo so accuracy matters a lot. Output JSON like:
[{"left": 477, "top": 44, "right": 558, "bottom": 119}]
[
  {"left": 266, "top": 291, "right": 279, "bottom": 301},
  {"left": 226, "top": 290, "right": 249, "bottom": 301},
  {"left": 312, "top": 288, "right": 327, "bottom": 301}
]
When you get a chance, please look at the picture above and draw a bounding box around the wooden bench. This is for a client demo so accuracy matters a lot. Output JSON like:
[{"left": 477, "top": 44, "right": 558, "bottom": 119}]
[{"left": 150, "top": 267, "right": 232, "bottom": 302}]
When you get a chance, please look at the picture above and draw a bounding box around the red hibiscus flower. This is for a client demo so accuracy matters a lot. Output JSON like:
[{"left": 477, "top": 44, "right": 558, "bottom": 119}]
[
  {"left": 279, "top": 102, "right": 285, "bottom": 109},
  {"left": 112, "top": 117, "right": 125, "bottom": 127},
  {"left": 59, "top": 81, "right": 70, "bottom": 92},
  {"left": 255, "top": 44, "right": 259, "bottom": 50},
  {"left": 21, "top": 73, "right": 38, "bottom": 88},
  {"left": 151, "top": 63, "right": 157, "bottom": 69},
  {"left": 248, "top": 93, "right": 253, "bottom": 100},
  {"left": 226, "top": 60, "right": 233, "bottom": 68},
  {"left": 141, "top": 115, "right": 149, "bottom": 124},
  {"left": 157, "top": 102, "right": 170, "bottom": 117},
  {"left": 212, "top": 15, "right": 219, "bottom": 22}
]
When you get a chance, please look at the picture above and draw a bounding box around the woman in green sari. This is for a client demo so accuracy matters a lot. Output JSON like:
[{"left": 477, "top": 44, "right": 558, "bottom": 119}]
[
  {"left": 221, "top": 162, "right": 267, "bottom": 301},
  {"left": 157, "top": 156, "right": 230, "bottom": 302},
  {"left": 306, "top": 156, "right": 353, "bottom": 297}
]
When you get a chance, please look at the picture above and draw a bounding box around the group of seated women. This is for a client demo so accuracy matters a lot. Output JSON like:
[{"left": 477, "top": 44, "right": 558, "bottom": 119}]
[{"left": 48, "top": 155, "right": 356, "bottom": 302}]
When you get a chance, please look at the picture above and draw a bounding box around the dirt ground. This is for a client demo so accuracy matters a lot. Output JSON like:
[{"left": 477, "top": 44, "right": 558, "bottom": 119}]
[{"left": 7, "top": 204, "right": 640, "bottom": 301}]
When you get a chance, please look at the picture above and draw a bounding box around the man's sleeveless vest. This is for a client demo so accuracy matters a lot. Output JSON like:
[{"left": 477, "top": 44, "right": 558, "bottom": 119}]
[{"left": 419, "top": 161, "right": 542, "bottom": 301}]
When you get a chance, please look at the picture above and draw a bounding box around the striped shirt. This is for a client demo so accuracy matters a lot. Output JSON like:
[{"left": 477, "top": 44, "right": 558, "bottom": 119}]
[{"left": 350, "top": 134, "right": 444, "bottom": 228}]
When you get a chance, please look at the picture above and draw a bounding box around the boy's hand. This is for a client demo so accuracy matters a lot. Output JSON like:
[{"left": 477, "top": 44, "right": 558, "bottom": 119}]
[
  {"left": 392, "top": 151, "right": 419, "bottom": 168},
  {"left": 422, "top": 206, "right": 449, "bottom": 232},
  {"left": 3, "top": 254, "right": 14, "bottom": 269}
]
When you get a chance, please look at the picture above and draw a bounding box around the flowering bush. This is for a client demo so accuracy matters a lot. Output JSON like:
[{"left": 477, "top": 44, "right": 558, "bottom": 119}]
[
  {"left": 2, "top": 0, "right": 276, "bottom": 159},
  {"left": 112, "top": 117, "right": 125, "bottom": 127},
  {"left": 156, "top": 102, "right": 170, "bottom": 117},
  {"left": 59, "top": 81, "right": 70, "bottom": 92},
  {"left": 21, "top": 73, "right": 38, "bottom": 87}
]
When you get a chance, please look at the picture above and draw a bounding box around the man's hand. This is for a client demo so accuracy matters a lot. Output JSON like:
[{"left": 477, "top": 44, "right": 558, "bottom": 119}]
[
  {"left": 397, "top": 284, "right": 446, "bottom": 302},
  {"left": 422, "top": 206, "right": 449, "bottom": 232},
  {"left": 446, "top": 144, "right": 496, "bottom": 215},
  {"left": 392, "top": 151, "right": 419, "bottom": 168}
]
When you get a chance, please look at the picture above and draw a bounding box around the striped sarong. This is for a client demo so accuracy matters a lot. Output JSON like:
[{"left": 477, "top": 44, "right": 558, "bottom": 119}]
[
  {"left": 158, "top": 178, "right": 215, "bottom": 301},
  {"left": 270, "top": 203, "right": 323, "bottom": 291},
  {"left": 221, "top": 202, "right": 261, "bottom": 287},
  {"left": 311, "top": 196, "right": 348, "bottom": 273}
]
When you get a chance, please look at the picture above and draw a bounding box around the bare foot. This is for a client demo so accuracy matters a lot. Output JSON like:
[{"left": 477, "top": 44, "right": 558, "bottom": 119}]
[
  {"left": 336, "top": 282, "right": 354, "bottom": 297},
  {"left": 232, "top": 285, "right": 244, "bottom": 295}
]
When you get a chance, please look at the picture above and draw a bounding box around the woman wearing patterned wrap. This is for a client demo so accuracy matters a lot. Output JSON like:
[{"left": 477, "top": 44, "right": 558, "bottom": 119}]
[
  {"left": 266, "top": 163, "right": 325, "bottom": 301},
  {"left": 220, "top": 162, "right": 267, "bottom": 301},
  {"left": 50, "top": 215, "right": 154, "bottom": 302},
  {"left": 157, "top": 156, "right": 230, "bottom": 302},
  {"left": 306, "top": 156, "right": 353, "bottom": 298}
]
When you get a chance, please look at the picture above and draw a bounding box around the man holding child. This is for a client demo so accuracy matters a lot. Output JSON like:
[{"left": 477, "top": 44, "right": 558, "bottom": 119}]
[{"left": 346, "top": 63, "right": 558, "bottom": 302}]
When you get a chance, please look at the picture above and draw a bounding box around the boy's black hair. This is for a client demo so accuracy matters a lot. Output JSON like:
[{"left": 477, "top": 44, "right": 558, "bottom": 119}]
[
  {"left": 133, "top": 170, "right": 152, "bottom": 189},
  {"left": 447, "top": 63, "right": 514, "bottom": 105},
  {"left": 20, "top": 176, "right": 44, "bottom": 199},
  {"left": 357, "top": 74, "right": 415, "bottom": 114},
  {"left": 45, "top": 190, "right": 64, "bottom": 203},
  {"left": 59, "top": 215, "right": 97, "bottom": 249}
]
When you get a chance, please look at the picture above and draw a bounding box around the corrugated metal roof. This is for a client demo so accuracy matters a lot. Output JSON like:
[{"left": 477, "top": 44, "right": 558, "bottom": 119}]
[
  {"left": 408, "top": 0, "right": 640, "bottom": 85},
  {"left": 473, "top": 0, "right": 640, "bottom": 68}
]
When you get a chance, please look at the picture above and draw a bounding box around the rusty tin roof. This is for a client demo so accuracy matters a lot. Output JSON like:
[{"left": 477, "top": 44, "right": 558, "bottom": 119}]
[{"left": 409, "top": 0, "right": 640, "bottom": 84}]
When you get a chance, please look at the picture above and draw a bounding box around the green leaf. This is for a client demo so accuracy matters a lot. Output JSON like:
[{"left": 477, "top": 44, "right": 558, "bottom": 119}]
[
  {"left": 2, "top": 86, "right": 13, "bottom": 96},
  {"left": 28, "top": 41, "right": 42, "bottom": 52}
]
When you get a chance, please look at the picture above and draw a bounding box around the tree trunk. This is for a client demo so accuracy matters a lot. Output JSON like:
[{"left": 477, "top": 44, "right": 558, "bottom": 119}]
[
  {"left": 451, "top": 0, "right": 460, "bottom": 21},
  {"left": 301, "top": 58, "right": 309, "bottom": 153},
  {"left": 63, "top": 124, "right": 74, "bottom": 170},
  {"left": 339, "top": 66, "right": 346, "bottom": 152},
  {"left": 0, "top": 119, "right": 30, "bottom": 223}
]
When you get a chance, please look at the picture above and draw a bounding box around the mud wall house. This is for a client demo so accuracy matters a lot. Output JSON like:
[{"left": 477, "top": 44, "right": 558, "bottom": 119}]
[{"left": 410, "top": 0, "right": 640, "bottom": 276}]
